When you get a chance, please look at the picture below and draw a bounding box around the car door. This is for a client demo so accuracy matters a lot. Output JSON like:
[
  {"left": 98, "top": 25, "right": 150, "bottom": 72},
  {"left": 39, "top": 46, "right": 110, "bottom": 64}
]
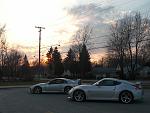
[
  {"left": 46, "top": 79, "right": 65, "bottom": 92},
  {"left": 89, "top": 80, "right": 116, "bottom": 100}
]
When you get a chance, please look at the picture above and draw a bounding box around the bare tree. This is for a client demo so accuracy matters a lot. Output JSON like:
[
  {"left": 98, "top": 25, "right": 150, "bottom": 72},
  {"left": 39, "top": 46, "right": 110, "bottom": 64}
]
[
  {"left": 0, "top": 25, "right": 5, "bottom": 38},
  {"left": 70, "top": 44, "right": 82, "bottom": 61},
  {"left": 71, "top": 25, "right": 93, "bottom": 60},
  {"left": 140, "top": 39, "right": 150, "bottom": 65},
  {"left": 107, "top": 12, "right": 150, "bottom": 79},
  {"left": 125, "top": 12, "right": 150, "bottom": 79},
  {"left": 4, "top": 49, "right": 22, "bottom": 79},
  {"left": 74, "top": 25, "right": 93, "bottom": 45},
  {"left": 0, "top": 25, "right": 7, "bottom": 79},
  {"left": 107, "top": 19, "right": 129, "bottom": 79}
]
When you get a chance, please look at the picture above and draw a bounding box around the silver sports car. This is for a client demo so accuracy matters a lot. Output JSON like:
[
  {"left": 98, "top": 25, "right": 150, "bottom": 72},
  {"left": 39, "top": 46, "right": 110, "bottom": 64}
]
[
  {"left": 68, "top": 78, "right": 143, "bottom": 104},
  {"left": 30, "top": 78, "right": 81, "bottom": 94}
]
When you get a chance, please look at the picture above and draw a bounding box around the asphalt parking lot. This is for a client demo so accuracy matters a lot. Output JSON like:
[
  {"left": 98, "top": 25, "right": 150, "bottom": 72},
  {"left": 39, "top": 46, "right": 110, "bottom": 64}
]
[{"left": 0, "top": 88, "right": 150, "bottom": 113}]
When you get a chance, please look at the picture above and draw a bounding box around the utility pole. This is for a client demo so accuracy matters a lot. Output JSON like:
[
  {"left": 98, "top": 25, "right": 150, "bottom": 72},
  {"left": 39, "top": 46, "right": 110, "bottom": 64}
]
[{"left": 35, "top": 26, "right": 45, "bottom": 76}]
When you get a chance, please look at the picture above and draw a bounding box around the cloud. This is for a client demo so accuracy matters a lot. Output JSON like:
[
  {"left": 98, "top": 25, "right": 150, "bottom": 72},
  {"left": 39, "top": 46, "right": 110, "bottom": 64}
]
[
  {"left": 68, "top": 3, "right": 113, "bottom": 14},
  {"left": 67, "top": 3, "right": 114, "bottom": 27},
  {"left": 65, "top": 1, "right": 150, "bottom": 60},
  {"left": 66, "top": 3, "right": 115, "bottom": 55}
]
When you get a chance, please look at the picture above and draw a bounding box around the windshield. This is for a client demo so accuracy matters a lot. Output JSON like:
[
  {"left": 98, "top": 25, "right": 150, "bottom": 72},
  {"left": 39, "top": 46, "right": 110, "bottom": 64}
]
[{"left": 93, "top": 80, "right": 100, "bottom": 85}]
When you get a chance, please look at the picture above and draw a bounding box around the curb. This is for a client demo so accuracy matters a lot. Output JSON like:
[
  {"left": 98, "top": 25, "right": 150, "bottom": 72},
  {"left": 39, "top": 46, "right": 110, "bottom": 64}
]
[
  {"left": 0, "top": 85, "right": 30, "bottom": 89},
  {"left": 0, "top": 85, "right": 150, "bottom": 89}
]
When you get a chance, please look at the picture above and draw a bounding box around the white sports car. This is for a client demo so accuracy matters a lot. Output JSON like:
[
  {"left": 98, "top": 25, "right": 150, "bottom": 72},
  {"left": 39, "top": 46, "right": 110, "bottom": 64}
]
[
  {"left": 30, "top": 78, "right": 81, "bottom": 94},
  {"left": 68, "top": 78, "right": 143, "bottom": 104}
]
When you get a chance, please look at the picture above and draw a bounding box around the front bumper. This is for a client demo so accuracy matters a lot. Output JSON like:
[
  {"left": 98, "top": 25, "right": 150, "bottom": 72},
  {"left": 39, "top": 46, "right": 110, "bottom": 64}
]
[
  {"left": 29, "top": 87, "right": 34, "bottom": 94},
  {"left": 68, "top": 88, "right": 74, "bottom": 99},
  {"left": 67, "top": 96, "right": 72, "bottom": 100}
]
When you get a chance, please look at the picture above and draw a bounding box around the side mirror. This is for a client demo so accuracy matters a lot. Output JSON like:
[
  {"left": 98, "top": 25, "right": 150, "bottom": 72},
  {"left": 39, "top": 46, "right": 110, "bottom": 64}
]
[
  {"left": 48, "top": 81, "right": 51, "bottom": 84},
  {"left": 95, "top": 83, "right": 99, "bottom": 86},
  {"left": 95, "top": 82, "right": 102, "bottom": 87}
]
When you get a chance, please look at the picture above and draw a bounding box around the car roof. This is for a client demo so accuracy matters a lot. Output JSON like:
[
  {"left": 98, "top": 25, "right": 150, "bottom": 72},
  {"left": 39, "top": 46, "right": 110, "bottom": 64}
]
[
  {"left": 101, "top": 78, "right": 133, "bottom": 85},
  {"left": 101, "top": 78, "right": 119, "bottom": 81},
  {"left": 54, "top": 78, "right": 77, "bottom": 83},
  {"left": 54, "top": 78, "right": 68, "bottom": 80},
  {"left": 54, "top": 78, "right": 73, "bottom": 81}
]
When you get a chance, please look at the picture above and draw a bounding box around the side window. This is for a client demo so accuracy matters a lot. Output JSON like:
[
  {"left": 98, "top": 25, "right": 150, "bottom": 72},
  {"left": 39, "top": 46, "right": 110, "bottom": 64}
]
[
  {"left": 64, "top": 80, "right": 68, "bottom": 84},
  {"left": 49, "top": 79, "right": 65, "bottom": 84},
  {"left": 49, "top": 79, "right": 57, "bottom": 84},
  {"left": 58, "top": 79, "right": 65, "bottom": 84},
  {"left": 114, "top": 81, "right": 121, "bottom": 85},
  {"left": 55, "top": 79, "right": 65, "bottom": 84},
  {"left": 98, "top": 80, "right": 115, "bottom": 86}
]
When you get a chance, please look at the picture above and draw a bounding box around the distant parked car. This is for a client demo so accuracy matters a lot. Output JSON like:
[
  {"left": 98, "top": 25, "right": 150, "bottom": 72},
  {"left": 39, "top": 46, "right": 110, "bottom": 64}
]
[
  {"left": 30, "top": 78, "right": 81, "bottom": 94},
  {"left": 68, "top": 78, "right": 143, "bottom": 104}
]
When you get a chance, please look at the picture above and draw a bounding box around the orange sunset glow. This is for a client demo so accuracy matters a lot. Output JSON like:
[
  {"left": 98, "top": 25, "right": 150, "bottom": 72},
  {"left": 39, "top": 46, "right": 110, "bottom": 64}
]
[{"left": 0, "top": 0, "right": 149, "bottom": 63}]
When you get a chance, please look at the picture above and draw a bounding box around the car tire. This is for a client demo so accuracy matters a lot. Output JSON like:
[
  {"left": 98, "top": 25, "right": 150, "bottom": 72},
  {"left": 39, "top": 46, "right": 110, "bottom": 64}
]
[
  {"left": 64, "top": 86, "right": 72, "bottom": 94},
  {"left": 73, "top": 90, "right": 86, "bottom": 102},
  {"left": 33, "top": 86, "right": 42, "bottom": 94},
  {"left": 119, "top": 91, "right": 133, "bottom": 104}
]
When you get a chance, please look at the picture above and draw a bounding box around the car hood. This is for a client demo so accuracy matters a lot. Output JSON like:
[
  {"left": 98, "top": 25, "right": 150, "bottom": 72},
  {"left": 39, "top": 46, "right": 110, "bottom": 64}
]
[
  {"left": 37, "top": 83, "right": 47, "bottom": 86},
  {"left": 31, "top": 83, "right": 47, "bottom": 87},
  {"left": 74, "top": 84, "right": 93, "bottom": 89}
]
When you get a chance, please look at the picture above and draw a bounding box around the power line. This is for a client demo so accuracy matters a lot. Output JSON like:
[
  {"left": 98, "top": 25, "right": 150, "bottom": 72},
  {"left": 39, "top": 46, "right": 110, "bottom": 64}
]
[
  {"left": 32, "top": 1, "right": 149, "bottom": 57},
  {"left": 42, "top": 0, "right": 145, "bottom": 28},
  {"left": 28, "top": 34, "right": 108, "bottom": 50}
]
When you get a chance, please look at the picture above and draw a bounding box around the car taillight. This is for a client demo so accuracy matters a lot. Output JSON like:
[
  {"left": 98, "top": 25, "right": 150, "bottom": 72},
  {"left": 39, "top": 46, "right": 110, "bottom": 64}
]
[
  {"left": 133, "top": 84, "right": 142, "bottom": 90},
  {"left": 78, "top": 79, "right": 81, "bottom": 85},
  {"left": 75, "top": 79, "right": 81, "bottom": 85}
]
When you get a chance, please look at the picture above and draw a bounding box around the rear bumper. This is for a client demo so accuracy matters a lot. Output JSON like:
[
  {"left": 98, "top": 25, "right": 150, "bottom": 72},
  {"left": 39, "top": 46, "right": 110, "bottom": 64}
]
[{"left": 134, "top": 90, "right": 144, "bottom": 100}]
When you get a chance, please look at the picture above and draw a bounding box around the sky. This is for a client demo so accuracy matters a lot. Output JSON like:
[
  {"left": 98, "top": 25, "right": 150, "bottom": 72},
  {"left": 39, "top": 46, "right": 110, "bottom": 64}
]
[{"left": 0, "top": 0, "right": 150, "bottom": 62}]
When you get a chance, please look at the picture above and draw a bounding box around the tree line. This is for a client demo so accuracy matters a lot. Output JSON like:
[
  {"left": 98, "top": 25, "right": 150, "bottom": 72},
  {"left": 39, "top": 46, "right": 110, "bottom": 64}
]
[
  {"left": 0, "top": 12, "right": 150, "bottom": 81},
  {"left": 0, "top": 26, "right": 32, "bottom": 81},
  {"left": 0, "top": 25, "right": 92, "bottom": 81}
]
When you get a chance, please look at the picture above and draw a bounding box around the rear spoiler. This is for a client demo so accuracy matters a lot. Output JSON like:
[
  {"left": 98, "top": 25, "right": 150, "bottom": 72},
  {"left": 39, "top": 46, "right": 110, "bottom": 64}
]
[
  {"left": 75, "top": 79, "right": 81, "bottom": 85},
  {"left": 134, "top": 82, "right": 142, "bottom": 89}
]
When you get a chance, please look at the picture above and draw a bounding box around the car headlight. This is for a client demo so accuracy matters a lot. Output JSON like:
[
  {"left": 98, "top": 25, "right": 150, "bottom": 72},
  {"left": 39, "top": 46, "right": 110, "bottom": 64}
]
[{"left": 69, "top": 87, "right": 74, "bottom": 94}]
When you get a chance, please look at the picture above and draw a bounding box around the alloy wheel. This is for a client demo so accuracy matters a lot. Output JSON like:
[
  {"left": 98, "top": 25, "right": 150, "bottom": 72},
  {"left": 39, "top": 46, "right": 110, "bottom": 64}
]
[
  {"left": 73, "top": 90, "right": 85, "bottom": 102},
  {"left": 120, "top": 91, "right": 133, "bottom": 104},
  {"left": 34, "top": 87, "right": 42, "bottom": 94},
  {"left": 64, "top": 87, "right": 72, "bottom": 94}
]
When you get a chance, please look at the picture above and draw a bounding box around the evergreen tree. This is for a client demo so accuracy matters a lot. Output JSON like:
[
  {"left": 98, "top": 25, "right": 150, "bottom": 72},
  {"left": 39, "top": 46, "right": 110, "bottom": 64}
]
[
  {"left": 63, "top": 48, "right": 80, "bottom": 77},
  {"left": 21, "top": 55, "right": 32, "bottom": 80},
  {"left": 52, "top": 47, "right": 64, "bottom": 76},
  {"left": 67, "top": 48, "right": 76, "bottom": 62},
  {"left": 46, "top": 47, "right": 53, "bottom": 75},
  {"left": 23, "top": 55, "right": 29, "bottom": 67},
  {"left": 63, "top": 48, "right": 75, "bottom": 71},
  {"left": 79, "top": 44, "right": 91, "bottom": 77}
]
